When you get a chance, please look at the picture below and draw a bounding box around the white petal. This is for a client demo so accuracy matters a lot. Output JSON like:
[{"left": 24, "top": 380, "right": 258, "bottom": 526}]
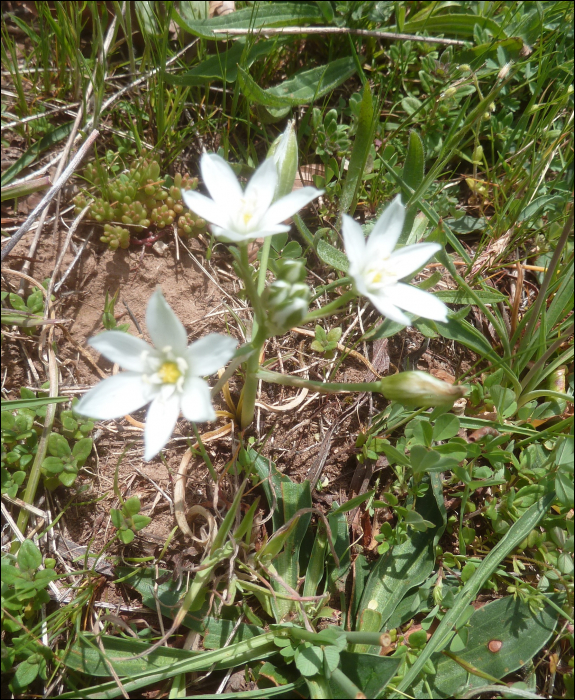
[
  {"left": 341, "top": 214, "right": 366, "bottom": 269},
  {"left": 75, "top": 373, "right": 151, "bottom": 419},
  {"left": 244, "top": 158, "right": 277, "bottom": 218},
  {"left": 389, "top": 242, "right": 441, "bottom": 280},
  {"left": 181, "top": 190, "right": 231, "bottom": 229},
  {"left": 365, "top": 195, "right": 406, "bottom": 259},
  {"left": 200, "top": 153, "right": 243, "bottom": 211},
  {"left": 144, "top": 393, "right": 180, "bottom": 460},
  {"left": 88, "top": 331, "right": 154, "bottom": 372},
  {"left": 365, "top": 292, "right": 411, "bottom": 326},
  {"left": 259, "top": 187, "right": 323, "bottom": 228},
  {"left": 180, "top": 376, "right": 216, "bottom": 423},
  {"left": 186, "top": 333, "right": 238, "bottom": 376},
  {"left": 384, "top": 283, "right": 449, "bottom": 322},
  {"left": 146, "top": 288, "right": 188, "bottom": 355},
  {"left": 211, "top": 224, "right": 290, "bottom": 242}
]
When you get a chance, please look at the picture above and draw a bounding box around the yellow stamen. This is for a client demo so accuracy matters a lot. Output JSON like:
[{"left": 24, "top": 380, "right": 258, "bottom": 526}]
[{"left": 158, "top": 361, "right": 181, "bottom": 384}]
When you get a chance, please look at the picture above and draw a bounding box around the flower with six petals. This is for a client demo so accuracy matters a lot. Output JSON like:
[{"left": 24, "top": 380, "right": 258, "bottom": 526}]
[
  {"left": 75, "top": 289, "right": 237, "bottom": 460},
  {"left": 342, "top": 195, "right": 448, "bottom": 325},
  {"left": 181, "top": 153, "right": 322, "bottom": 243}
]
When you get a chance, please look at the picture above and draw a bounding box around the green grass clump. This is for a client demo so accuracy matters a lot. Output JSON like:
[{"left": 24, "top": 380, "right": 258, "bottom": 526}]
[{"left": 73, "top": 158, "right": 206, "bottom": 250}]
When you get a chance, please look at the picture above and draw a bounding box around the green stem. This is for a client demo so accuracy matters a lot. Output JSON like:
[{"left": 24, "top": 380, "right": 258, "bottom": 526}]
[
  {"left": 257, "top": 236, "right": 272, "bottom": 295},
  {"left": 304, "top": 290, "right": 356, "bottom": 322},
  {"left": 257, "top": 368, "right": 380, "bottom": 394},
  {"left": 517, "top": 390, "right": 573, "bottom": 408},
  {"left": 311, "top": 276, "right": 352, "bottom": 302},
  {"left": 241, "top": 350, "right": 261, "bottom": 429},
  {"left": 238, "top": 243, "right": 266, "bottom": 331}
]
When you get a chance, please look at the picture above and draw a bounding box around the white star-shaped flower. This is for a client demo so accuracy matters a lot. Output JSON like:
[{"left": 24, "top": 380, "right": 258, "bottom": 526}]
[
  {"left": 75, "top": 289, "right": 237, "bottom": 460},
  {"left": 342, "top": 196, "right": 448, "bottom": 325},
  {"left": 181, "top": 153, "right": 322, "bottom": 243}
]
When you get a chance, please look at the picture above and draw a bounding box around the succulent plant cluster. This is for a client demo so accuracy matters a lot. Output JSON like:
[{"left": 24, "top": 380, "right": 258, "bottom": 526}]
[{"left": 73, "top": 158, "right": 207, "bottom": 250}]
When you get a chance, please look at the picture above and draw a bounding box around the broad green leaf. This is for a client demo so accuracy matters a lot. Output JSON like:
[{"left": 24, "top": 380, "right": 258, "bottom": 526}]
[
  {"left": 393, "top": 491, "right": 557, "bottom": 696},
  {"left": 402, "top": 130, "right": 425, "bottom": 200},
  {"left": 163, "top": 39, "right": 278, "bottom": 86},
  {"left": 331, "top": 651, "right": 402, "bottom": 698},
  {"left": 61, "top": 632, "right": 278, "bottom": 694},
  {"left": 339, "top": 81, "right": 375, "bottom": 216},
  {"left": 17, "top": 539, "right": 42, "bottom": 572},
  {"left": 203, "top": 617, "right": 264, "bottom": 650},
  {"left": 356, "top": 474, "right": 446, "bottom": 634},
  {"left": 316, "top": 239, "right": 349, "bottom": 272},
  {"left": 432, "top": 414, "right": 461, "bottom": 441},
  {"left": 411, "top": 596, "right": 560, "bottom": 697},
  {"left": 115, "top": 566, "right": 207, "bottom": 632},
  {"left": 238, "top": 57, "right": 356, "bottom": 108},
  {"left": 295, "top": 645, "right": 324, "bottom": 677},
  {"left": 175, "top": 2, "right": 322, "bottom": 40}
]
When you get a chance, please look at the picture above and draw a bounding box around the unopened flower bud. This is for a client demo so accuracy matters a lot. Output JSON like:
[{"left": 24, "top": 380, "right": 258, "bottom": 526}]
[
  {"left": 267, "top": 120, "right": 298, "bottom": 200},
  {"left": 275, "top": 258, "right": 306, "bottom": 284},
  {"left": 379, "top": 371, "right": 468, "bottom": 407},
  {"left": 264, "top": 278, "right": 310, "bottom": 334},
  {"left": 442, "top": 86, "right": 457, "bottom": 99}
]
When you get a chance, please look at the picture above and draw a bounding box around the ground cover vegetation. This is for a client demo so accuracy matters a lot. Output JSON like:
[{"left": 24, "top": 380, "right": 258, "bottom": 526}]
[{"left": 1, "top": 1, "right": 573, "bottom": 698}]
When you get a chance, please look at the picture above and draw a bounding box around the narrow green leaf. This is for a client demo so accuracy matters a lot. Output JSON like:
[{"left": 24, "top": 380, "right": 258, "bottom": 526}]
[
  {"left": 331, "top": 489, "right": 375, "bottom": 516},
  {"left": 1, "top": 396, "right": 69, "bottom": 411},
  {"left": 339, "top": 82, "right": 374, "bottom": 216}
]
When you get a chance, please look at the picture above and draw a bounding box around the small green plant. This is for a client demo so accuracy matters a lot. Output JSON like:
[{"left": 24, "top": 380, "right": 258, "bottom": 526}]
[
  {"left": 102, "top": 289, "right": 130, "bottom": 332},
  {"left": 1, "top": 540, "right": 57, "bottom": 694},
  {"left": 311, "top": 324, "right": 342, "bottom": 358},
  {"left": 41, "top": 431, "right": 92, "bottom": 489},
  {"left": 73, "top": 157, "right": 207, "bottom": 250},
  {"left": 111, "top": 496, "right": 152, "bottom": 544}
]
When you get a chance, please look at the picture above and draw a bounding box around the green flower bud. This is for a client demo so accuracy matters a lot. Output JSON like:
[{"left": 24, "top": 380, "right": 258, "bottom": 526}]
[
  {"left": 275, "top": 258, "right": 307, "bottom": 284},
  {"left": 267, "top": 119, "right": 298, "bottom": 200},
  {"left": 264, "top": 278, "right": 310, "bottom": 334},
  {"left": 379, "top": 371, "right": 468, "bottom": 407}
]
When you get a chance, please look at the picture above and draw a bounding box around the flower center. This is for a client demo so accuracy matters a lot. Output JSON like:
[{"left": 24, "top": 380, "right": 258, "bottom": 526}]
[
  {"left": 158, "top": 361, "right": 181, "bottom": 384},
  {"left": 237, "top": 197, "right": 258, "bottom": 231},
  {"left": 364, "top": 258, "right": 398, "bottom": 290}
]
